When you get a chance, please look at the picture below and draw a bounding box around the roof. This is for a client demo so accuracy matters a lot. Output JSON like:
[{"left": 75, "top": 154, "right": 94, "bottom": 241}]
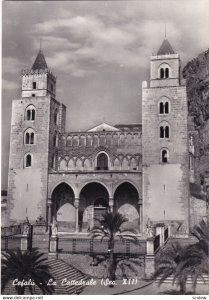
[
  {"left": 32, "top": 50, "right": 48, "bottom": 70},
  {"left": 87, "top": 122, "right": 120, "bottom": 132},
  {"left": 157, "top": 39, "right": 175, "bottom": 55},
  {"left": 115, "top": 123, "right": 142, "bottom": 132}
]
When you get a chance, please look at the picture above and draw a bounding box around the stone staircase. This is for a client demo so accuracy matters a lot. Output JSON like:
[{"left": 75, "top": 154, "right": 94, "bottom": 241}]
[
  {"left": 155, "top": 274, "right": 209, "bottom": 285},
  {"left": 2, "top": 259, "right": 89, "bottom": 295}
]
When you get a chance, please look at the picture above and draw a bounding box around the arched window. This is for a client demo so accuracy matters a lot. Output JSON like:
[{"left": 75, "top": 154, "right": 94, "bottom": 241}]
[
  {"left": 165, "top": 68, "right": 169, "bottom": 78},
  {"left": 158, "top": 98, "right": 170, "bottom": 115},
  {"left": 159, "top": 124, "right": 170, "bottom": 139},
  {"left": 165, "top": 102, "right": 169, "bottom": 114},
  {"left": 161, "top": 149, "right": 169, "bottom": 163},
  {"left": 159, "top": 102, "right": 164, "bottom": 114},
  {"left": 25, "top": 154, "right": 32, "bottom": 168},
  {"left": 165, "top": 126, "right": 169, "bottom": 138},
  {"left": 158, "top": 64, "right": 171, "bottom": 79},
  {"left": 24, "top": 128, "right": 35, "bottom": 144},
  {"left": 160, "top": 68, "right": 164, "bottom": 79},
  {"left": 160, "top": 126, "right": 164, "bottom": 138},
  {"left": 53, "top": 131, "right": 58, "bottom": 147},
  {"left": 96, "top": 153, "right": 108, "bottom": 170},
  {"left": 25, "top": 105, "right": 36, "bottom": 121},
  {"left": 52, "top": 155, "right": 55, "bottom": 169},
  {"left": 54, "top": 108, "right": 58, "bottom": 125}
]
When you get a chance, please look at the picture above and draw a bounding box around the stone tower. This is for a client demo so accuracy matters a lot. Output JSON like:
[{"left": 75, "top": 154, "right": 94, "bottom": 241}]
[
  {"left": 7, "top": 50, "right": 66, "bottom": 225},
  {"left": 142, "top": 39, "right": 189, "bottom": 236}
]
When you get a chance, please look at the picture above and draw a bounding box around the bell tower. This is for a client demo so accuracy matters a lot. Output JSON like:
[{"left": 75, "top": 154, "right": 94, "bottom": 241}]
[
  {"left": 142, "top": 39, "right": 189, "bottom": 237},
  {"left": 21, "top": 49, "right": 56, "bottom": 98},
  {"left": 7, "top": 49, "right": 66, "bottom": 225}
]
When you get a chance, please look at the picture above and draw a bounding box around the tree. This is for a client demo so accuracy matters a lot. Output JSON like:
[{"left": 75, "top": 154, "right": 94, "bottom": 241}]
[
  {"left": 154, "top": 220, "right": 209, "bottom": 294},
  {"left": 90, "top": 211, "right": 138, "bottom": 285},
  {"left": 176, "top": 219, "right": 209, "bottom": 294},
  {"left": 154, "top": 242, "right": 188, "bottom": 294},
  {"left": 1, "top": 248, "right": 55, "bottom": 295}
]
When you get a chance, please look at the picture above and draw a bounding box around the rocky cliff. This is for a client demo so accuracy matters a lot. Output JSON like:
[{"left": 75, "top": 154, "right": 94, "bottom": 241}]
[{"left": 183, "top": 49, "right": 209, "bottom": 183}]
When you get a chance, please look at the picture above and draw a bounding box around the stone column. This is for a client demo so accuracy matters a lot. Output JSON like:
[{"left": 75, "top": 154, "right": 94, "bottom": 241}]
[
  {"left": 74, "top": 198, "right": 79, "bottom": 232},
  {"left": 144, "top": 237, "right": 155, "bottom": 279},
  {"left": 109, "top": 198, "right": 114, "bottom": 212},
  {"left": 47, "top": 199, "right": 52, "bottom": 226},
  {"left": 138, "top": 198, "right": 142, "bottom": 232}
]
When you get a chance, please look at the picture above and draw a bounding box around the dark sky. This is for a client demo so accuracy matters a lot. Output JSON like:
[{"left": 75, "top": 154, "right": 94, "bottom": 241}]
[{"left": 2, "top": 0, "right": 209, "bottom": 189}]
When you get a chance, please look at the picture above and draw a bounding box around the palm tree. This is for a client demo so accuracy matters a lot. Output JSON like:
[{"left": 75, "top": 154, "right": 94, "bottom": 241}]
[
  {"left": 176, "top": 219, "right": 209, "bottom": 293},
  {"left": 175, "top": 243, "right": 208, "bottom": 294},
  {"left": 1, "top": 248, "right": 55, "bottom": 295},
  {"left": 154, "top": 220, "right": 209, "bottom": 294},
  {"left": 154, "top": 242, "right": 188, "bottom": 294},
  {"left": 90, "top": 211, "right": 138, "bottom": 284}
]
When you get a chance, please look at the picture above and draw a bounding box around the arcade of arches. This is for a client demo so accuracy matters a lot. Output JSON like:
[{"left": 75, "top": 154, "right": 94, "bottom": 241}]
[{"left": 49, "top": 182, "right": 142, "bottom": 233}]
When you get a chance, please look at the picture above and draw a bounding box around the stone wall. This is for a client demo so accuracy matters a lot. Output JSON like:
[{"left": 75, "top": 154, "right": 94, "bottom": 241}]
[{"left": 56, "top": 131, "right": 142, "bottom": 172}]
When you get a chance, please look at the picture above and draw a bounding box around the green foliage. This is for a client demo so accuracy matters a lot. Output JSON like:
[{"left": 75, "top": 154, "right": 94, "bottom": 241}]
[{"left": 1, "top": 248, "right": 55, "bottom": 295}]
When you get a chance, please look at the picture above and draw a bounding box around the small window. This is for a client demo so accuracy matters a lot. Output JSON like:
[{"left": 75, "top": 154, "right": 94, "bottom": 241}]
[
  {"left": 54, "top": 109, "right": 58, "bottom": 125},
  {"left": 159, "top": 125, "right": 170, "bottom": 139},
  {"left": 96, "top": 153, "right": 108, "bottom": 170},
  {"left": 33, "top": 82, "right": 36, "bottom": 89},
  {"left": 159, "top": 102, "right": 164, "bottom": 114},
  {"left": 52, "top": 155, "right": 55, "bottom": 168},
  {"left": 32, "top": 94, "right": 35, "bottom": 97},
  {"left": 26, "top": 105, "right": 36, "bottom": 121},
  {"left": 160, "top": 126, "right": 164, "bottom": 138},
  {"left": 160, "top": 68, "right": 164, "bottom": 79},
  {"left": 165, "top": 102, "right": 169, "bottom": 114},
  {"left": 25, "top": 154, "right": 32, "bottom": 167},
  {"left": 162, "top": 149, "right": 168, "bottom": 163},
  {"left": 24, "top": 128, "right": 35, "bottom": 145},
  {"left": 165, "top": 126, "right": 169, "bottom": 138},
  {"left": 158, "top": 64, "right": 171, "bottom": 79},
  {"left": 53, "top": 131, "right": 58, "bottom": 147},
  {"left": 158, "top": 98, "right": 170, "bottom": 114}
]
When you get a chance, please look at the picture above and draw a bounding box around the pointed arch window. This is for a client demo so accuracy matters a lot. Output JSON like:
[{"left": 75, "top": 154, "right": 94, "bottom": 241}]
[
  {"left": 24, "top": 128, "right": 35, "bottom": 145},
  {"left": 25, "top": 105, "right": 36, "bottom": 121},
  {"left": 96, "top": 153, "right": 108, "bottom": 170}
]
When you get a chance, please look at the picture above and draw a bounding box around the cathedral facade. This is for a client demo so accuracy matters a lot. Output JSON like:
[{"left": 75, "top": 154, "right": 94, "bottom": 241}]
[{"left": 7, "top": 39, "right": 194, "bottom": 237}]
